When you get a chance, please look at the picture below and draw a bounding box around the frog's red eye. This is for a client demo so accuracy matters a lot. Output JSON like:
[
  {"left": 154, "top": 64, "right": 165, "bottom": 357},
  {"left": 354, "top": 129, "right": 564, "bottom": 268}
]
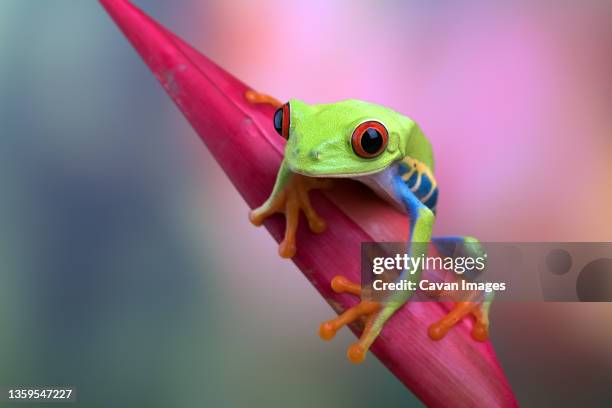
[
  {"left": 351, "top": 121, "right": 388, "bottom": 158},
  {"left": 273, "top": 103, "right": 291, "bottom": 139}
]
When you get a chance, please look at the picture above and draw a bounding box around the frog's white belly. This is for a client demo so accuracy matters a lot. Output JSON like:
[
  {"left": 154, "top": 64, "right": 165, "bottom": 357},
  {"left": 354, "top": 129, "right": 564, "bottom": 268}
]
[
  {"left": 353, "top": 163, "right": 406, "bottom": 213},
  {"left": 354, "top": 158, "right": 439, "bottom": 214}
]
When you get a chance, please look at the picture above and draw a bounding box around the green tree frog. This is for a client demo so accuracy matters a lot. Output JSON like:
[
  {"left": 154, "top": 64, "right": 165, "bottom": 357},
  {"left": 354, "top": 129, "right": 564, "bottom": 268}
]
[{"left": 246, "top": 90, "right": 492, "bottom": 364}]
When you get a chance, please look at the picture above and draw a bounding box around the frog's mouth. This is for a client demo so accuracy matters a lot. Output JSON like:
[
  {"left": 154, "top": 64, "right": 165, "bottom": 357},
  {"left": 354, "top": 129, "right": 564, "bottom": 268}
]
[{"left": 288, "top": 164, "right": 391, "bottom": 179}]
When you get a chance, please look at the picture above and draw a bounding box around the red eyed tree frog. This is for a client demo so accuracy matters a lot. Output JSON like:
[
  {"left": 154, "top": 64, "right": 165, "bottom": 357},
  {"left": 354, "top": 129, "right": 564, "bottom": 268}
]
[{"left": 246, "top": 90, "right": 492, "bottom": 364}]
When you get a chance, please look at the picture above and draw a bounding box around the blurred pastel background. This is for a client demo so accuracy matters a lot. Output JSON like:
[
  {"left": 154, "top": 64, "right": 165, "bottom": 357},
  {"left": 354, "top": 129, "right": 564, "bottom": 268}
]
[{"left": 0, "top": 0, "right": 611, "bottom": 407}]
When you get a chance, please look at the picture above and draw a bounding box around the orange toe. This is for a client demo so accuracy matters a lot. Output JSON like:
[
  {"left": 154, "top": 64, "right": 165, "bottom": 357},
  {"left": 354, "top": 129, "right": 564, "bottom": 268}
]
[
  {"left": 471, "top": 322, "right": 489, "bottom": 342},
  {"left": 319, "top": 322, "right": 337, "bottom": 340},
  {"left": 330, "top": 275, "right": 361, "bottom": 296},
  {"left": 347, "top": 344, "right": 367, "bottom": 364},
  {"left": 428, "top": 323, "right": 447, "bottom": 341},
  {"left": 278, "top": 239, "right": 296, "bottom": 258},
  {"left": 307, "top": 216, "right": 326, "bottom": 234},
  {"left": 248, "top": 210, "right": 263, "bottom": 226}
]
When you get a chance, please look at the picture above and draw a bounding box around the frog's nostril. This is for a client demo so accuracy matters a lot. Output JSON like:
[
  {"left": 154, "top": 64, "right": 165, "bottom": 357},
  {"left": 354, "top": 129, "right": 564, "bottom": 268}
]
[{"left": 309, "top": 150, "right": 321, "bottom": 161}]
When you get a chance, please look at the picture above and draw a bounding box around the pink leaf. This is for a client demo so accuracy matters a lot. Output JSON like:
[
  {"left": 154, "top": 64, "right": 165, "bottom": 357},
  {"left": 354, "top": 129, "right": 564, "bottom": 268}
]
[{"left": 99, "top": 1, "right": 518, "bottom": 406}]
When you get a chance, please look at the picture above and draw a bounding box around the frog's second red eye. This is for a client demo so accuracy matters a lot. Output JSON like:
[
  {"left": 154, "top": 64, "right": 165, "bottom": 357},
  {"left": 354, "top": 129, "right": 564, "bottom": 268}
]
[
  {"left": 273, "top": 103, "right": 291, "bottom": 139},
  {"left": 351, "top": 121, "right": 388, "bottom": 158}
]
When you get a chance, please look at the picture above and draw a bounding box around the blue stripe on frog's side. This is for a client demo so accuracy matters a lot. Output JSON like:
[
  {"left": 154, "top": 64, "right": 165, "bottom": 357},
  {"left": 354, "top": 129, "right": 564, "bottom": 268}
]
[{"left": 398, "top": 156, "right": 438, "bottom": 213}]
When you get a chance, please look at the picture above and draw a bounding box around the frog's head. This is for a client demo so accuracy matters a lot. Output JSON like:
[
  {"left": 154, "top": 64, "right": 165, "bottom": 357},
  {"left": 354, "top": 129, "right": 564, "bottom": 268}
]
[{"left": 272, "top": 99, "right": 414, "bottom": 177}]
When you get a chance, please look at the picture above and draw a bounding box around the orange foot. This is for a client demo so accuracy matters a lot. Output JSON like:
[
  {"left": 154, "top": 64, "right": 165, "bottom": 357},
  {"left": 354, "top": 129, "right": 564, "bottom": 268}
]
[
  {"left": 428, "top": 300, "right": 490, "bottom": 342},
  {"left": 319, "top": 276, "right": 381, "bottom": 364},
  {"left": 249, "top": 173, "right": 332, "bottom": 258},
  {"left": 245, "top": 89, "right": 282, "bottom": 108}
]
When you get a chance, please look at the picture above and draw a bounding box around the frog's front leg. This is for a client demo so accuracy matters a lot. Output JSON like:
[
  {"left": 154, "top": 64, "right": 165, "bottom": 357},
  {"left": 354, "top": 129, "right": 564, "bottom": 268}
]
[
  {"left": 249, "top": 161, "right": 332, "bottom": 258},
  {"left": 320, "top": 175, "right": 434, "bottom": 363},
  {"left": 246, "top": 89, "right": 332, "bottom": 258}
]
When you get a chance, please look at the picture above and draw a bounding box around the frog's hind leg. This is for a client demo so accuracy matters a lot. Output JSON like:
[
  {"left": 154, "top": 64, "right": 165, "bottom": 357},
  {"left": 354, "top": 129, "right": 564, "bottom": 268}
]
[
  {"left": 428, "top": 236, "right": 493, "bottom": 341},
  {"left": 320, "top": 175, "right": 436, "bottom": 364},
  {"left": 245, "top": 89, "right": 282, "bottom": 108},
  {"left": 428, "top": 291, "right": 493, "bottom": 341},
  {"left": 319, "top": 276, "right": 382, "bottom": 363},
  {"left": 470, "top": 291, "right": 494, "bottom": 341}
]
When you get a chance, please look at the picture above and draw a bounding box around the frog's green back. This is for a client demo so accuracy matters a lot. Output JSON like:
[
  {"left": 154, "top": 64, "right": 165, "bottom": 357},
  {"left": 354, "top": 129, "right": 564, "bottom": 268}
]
[{"left": 402, "top": 122, "right": 434, "bottom": 173}]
